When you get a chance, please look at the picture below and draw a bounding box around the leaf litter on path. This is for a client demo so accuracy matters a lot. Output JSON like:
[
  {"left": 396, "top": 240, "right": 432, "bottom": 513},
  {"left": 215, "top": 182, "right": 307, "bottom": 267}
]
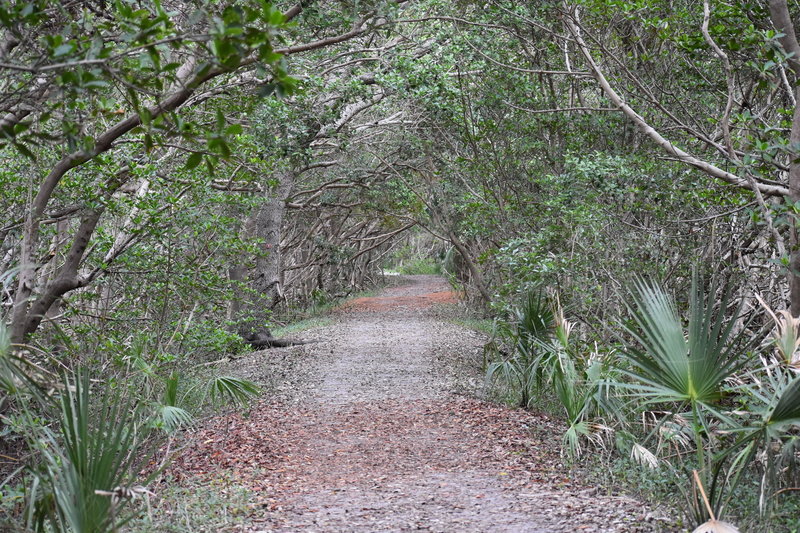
[{"left": 165, "top": 275, "right": 673, "bottom": 532}]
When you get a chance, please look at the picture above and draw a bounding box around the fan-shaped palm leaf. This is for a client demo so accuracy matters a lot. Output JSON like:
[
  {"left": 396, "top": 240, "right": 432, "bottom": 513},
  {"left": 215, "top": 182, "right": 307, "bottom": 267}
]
[
  {"left": 765, "top": 374, "right": 800, "bottom": 433},
  {"left": 515, "top": 286, "right": 555, "bottom": 352},
  {"left": 156, "top": 405, "right": 194, "bottom": 432},
  {"left": 621, "top": 276, "right": 751, "bottom": 408},
  {"left": 154, "top": 373, "right": 194, "bottom": 432},
  {"left": 27, "top": 370, "right": 154, "bottom": 532},
  {"left": 207, "top": 376, "right": 260, "bottom": 407}
]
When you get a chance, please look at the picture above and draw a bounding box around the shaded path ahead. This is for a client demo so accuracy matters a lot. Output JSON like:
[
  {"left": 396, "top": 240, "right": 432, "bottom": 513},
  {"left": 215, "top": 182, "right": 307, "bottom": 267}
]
[{"left": 176, "top": 276, "right": 665, "bottom": 532}]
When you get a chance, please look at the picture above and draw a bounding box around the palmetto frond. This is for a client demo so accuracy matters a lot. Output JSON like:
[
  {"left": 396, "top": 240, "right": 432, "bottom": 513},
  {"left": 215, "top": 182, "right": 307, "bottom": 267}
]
[
  {"left": 156, "top": 405, "right": 194, "bottom": 432},
  {"left": 756, "top": 295, "right": 800, "bottom": 368},
  {"left": 621, "top": 276, "right": 750, "bottom": 407},
  {"left": 26, "top": 370, "right": 154, "bottom": 532},
  {"left": 207, "top": 376, "right": 260, "bottom": 407}
]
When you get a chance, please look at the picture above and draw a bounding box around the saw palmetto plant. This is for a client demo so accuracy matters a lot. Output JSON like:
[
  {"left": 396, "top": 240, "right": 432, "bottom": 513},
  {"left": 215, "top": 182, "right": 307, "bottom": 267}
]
[
  {"left": 620, "top": 275, "right": 800, "bottom": 529},
  {"left": 620, "top": 275, "right": 751, "bottom": 525},
  {"left": 24, "top": 369, "right": 157, "bottom": 533},
  {"left": 485, "top": 286, "right": 556, "bottom": 409},
  {"left": 486, "top": 287, "right": 620, "bottom": 458}
]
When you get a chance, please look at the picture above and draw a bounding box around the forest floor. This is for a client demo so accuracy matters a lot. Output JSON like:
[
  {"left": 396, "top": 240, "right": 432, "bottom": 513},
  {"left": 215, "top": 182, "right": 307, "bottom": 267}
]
[{"left": 165, "top": 275, "right": 677, "bottom": 532}]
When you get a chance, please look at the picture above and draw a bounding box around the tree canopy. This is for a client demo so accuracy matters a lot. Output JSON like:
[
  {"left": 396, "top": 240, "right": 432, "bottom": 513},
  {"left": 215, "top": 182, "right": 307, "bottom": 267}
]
[{"left": 4, "top": 1, "right": 800, "bottom": 528}]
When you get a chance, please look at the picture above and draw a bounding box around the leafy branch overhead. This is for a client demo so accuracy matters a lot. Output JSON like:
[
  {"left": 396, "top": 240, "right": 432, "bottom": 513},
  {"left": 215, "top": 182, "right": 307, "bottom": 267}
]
[
  {"left": 4, "top": 0, "right": 800, "bottom": 530},
  {"left": 1, "top": 1, "right": 291, "bottom": 155},
  {"left": 0, "top": 0, "right": 401, "bottom": 343}
]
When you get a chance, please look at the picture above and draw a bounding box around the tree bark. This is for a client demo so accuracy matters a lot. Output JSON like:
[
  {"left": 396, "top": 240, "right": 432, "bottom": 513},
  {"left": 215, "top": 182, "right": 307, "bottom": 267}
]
[
  {"left": 447, "top": 230, "right": 492, "bottom": 305},
  {"left": 13, "top": 209, "right": 103, "bottom": 341},
  {"left": 768, "top": 0, "right": 800, "bottom": 316},
  {"left": 238, "top": 170, "right": 295, "bottom": 336}
]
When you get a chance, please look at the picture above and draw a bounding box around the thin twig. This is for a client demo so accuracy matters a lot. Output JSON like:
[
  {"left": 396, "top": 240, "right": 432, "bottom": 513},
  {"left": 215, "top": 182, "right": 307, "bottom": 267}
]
[{"left": 693, "top": 469, "right": 716, "bottom": 521}]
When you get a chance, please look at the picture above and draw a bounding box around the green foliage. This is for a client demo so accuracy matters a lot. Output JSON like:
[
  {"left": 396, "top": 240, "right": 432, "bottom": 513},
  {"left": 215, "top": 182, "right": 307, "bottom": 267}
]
[
  {"left": 172, "top": 321, "right": 250, "bottom": 360},
  {"left": 482, "top": 271, "right": 800, "bottom": 527},
  {"left": 618, "top": 277, "right": 800, "bottom": 528},
  {"left": 385, "top": 234, "right": 446, "bottom": 276},
  {"left": 485, "top": 287, "right": 555, "bottom": 408},
  {"left": 486, "top": 288, "right": 620, "bottom": 458},
  {"left": 0, "top": 0, "right": 295, "bottom": 159},
  {"left": 0, "top": 346, "right": 47, "bottom": 407},
  {"left": 394, "top": 257, "right": 442, "bottom": 275},
  {"left": 447, "top": 316, "right": 495, "bottom": 336},
  {"left": 155, "top": 404, "right": 194, "bottom": 434},
  {"left": 154, "top": 373, "right": 194, "bottom": 433},
  {"left": 1, "top": 0, "right": 798, "bottom": 529},
  {"left": 20, "top": 370, "right": 156, "bottom": 533},
  {"left": 271, "top": 317, "right": 334, "bottom": 338},
  {"left": 0, "top": 314, "right": 262, "bottom": 531},
  {"left": 621, "top": 275, "right": 752, "bottom": 407},
  {"left": 206, "top": 376, "right": 260, "bottom": 408}
]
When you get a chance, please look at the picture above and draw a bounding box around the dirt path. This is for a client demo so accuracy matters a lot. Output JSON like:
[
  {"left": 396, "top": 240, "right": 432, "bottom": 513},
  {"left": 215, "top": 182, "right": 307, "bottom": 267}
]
[{"left": 173, "top": 276, "right": 670, "bottom": 532}]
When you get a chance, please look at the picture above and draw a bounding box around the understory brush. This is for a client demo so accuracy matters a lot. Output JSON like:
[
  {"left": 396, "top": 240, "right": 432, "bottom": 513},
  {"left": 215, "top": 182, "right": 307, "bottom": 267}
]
[
  {"left": 385, "top": 237, "right": 445, "bottom": 276},
  {"left": 392, "top": 257, "right": 443, "bottom": 275},
  {"left": 485, "top": 287, "right": 621, "bottom": 458},
  {"left": 0, "top": 320, "right": 260, "bottom": 533},
  {"left": 448, "top": 316, "right": 494, "bottom": 337},
  {"left": 484, "top": 276, "right": 800, "bottom": 532}
]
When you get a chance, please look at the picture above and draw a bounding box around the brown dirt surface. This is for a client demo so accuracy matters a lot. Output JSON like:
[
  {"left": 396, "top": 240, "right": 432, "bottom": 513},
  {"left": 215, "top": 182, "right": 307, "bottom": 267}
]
[
  {"left": 341, "top": 284, "right": 460, "bottom": 311},
  {"left": 167, "top": 275, "right": 675, "bottom": 532}
]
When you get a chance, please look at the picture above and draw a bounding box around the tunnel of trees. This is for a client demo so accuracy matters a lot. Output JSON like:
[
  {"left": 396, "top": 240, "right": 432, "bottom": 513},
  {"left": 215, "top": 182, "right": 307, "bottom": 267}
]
[{"left": 2, "top": 1, "right": 800, "bottom": 531}]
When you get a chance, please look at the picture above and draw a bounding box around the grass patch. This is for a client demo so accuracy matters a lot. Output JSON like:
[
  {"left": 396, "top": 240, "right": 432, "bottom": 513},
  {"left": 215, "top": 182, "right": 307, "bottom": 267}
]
[
  {"left": 448, "top": 316, "right": 495, "bottom": 336},
  {"left": 127, "top": 474, "right": 256, "bottom": 532},
  {"left": 272, "top": 316, "right": 334, "bottom": 337},
  {"left": 394, "top": 257, "right": 442, "bottom": 275}
]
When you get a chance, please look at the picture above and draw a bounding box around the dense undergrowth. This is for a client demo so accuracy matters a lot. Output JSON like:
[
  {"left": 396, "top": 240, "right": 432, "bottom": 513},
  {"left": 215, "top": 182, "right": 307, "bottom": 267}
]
[
  {"left": 483, "top": 274, "right": 800, "bottom": 532},
  {"left": 3, "top": 254, "right": 799, "bottom": 532},
  {"left": 0, "top": 331, "right": 261, "bottom": 532},
  {"left": 3, "top": 0, "right": 800, "bottom": 530}
]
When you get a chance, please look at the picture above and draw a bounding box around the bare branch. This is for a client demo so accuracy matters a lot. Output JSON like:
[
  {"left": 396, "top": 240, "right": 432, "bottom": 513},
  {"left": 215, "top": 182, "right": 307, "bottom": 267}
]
[
  {"left": 702, "top": 0, "right": 736, "bottom": 158},
  {"left": 502, "top": 101, "right": 619, "bottom": 114},
  {"left": 563, "top": 8, "right": 788, "bottom": 197}
]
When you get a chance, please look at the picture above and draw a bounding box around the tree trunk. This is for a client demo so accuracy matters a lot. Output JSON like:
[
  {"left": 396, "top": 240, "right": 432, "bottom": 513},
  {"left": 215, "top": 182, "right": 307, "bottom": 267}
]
[
  {"left": 238, "top": 170, "right": 295, "bottom": 336},
  {"left": 787, "top": 92, "right": 800, "bottom": 317},
  {"left": 447, "top": 230, "right": 492, "bottom": 305},
  {"left": 11, "top": 209, "right": 105, "bottom": 343},
  {"left": 768, "top": 0, "right": 800, "bottom": 316}
]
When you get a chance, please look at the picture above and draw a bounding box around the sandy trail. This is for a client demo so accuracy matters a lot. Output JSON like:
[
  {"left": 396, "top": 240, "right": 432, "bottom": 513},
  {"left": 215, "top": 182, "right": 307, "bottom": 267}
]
[{"left": 174, "top": 275, "right": 666, "bottom": 532}]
